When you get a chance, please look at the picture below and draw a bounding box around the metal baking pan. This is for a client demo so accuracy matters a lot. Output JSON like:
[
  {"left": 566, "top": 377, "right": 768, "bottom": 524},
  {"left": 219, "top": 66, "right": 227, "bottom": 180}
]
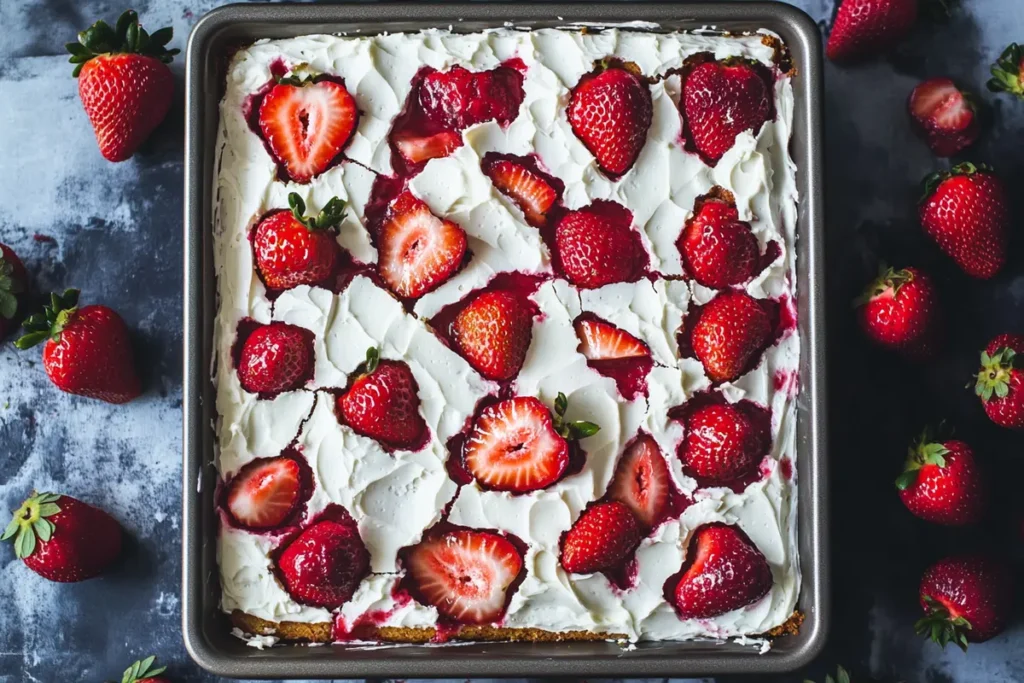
[{"left": 182, "top": 2, "right": 827, "bottom": 677}]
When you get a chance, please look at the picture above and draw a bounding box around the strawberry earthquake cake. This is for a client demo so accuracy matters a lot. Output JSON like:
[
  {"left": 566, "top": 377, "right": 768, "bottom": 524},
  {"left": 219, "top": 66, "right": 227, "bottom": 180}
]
[{"left": 212, "top": 26, "right": 800, "bottom": 647}]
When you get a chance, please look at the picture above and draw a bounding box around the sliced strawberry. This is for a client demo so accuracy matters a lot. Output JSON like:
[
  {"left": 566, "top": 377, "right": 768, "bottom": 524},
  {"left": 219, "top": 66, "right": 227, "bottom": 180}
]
[
  {"left": 394, "top": 129, "right": 463, "bottom": 166},
  {"left": 226, "top": 456, "right": 303, "bottom": 529},
  {"left": 482, "top": 159, "right": 559, "bottom": 227},
  {"left": 560, "top": 501, "right": 642, "bottom": 574},
  {"left": 378, "top": 192, "right": 467, "bottom": 300},
  {"left": 574, "top": 317, "right": 649, "bottom": 360},
  {"left": 418, "top": 65, "right": 525, "bottom": 131},
  {"left": 277, "top": 510, "right": 370, "bottom": 608},
  {"left": 908, "top": 78, "right": 980, "bottom": 157},
  {"left": 606, "top": 435, "right": 670, "bottom": 528},
  {"left": 674, "top": 524, "right": 772, "bottom": 619},
  {"left": 452, "top": 290, "right": 534, "bottom": 381}
]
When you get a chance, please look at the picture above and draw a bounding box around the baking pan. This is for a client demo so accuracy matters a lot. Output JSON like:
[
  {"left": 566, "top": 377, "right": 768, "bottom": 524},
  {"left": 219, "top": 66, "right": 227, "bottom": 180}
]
[{"left": 183, "top": 2, "right": 827, "bottom": 677}]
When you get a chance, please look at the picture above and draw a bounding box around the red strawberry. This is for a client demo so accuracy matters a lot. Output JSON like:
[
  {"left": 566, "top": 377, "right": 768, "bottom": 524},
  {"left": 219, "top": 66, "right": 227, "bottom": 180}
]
[
  {"left": 226, "top": 456, "right": 304, "bottom": 529},
  {"left": 561, "top": 501, "right": 642, "bottom": 574},
  {"left": 3, "top": 491, "right": 122, "bottom": 582},
  {"left": 338, "top": 348, "right": 427, "bottom": 449},
  {"left": 678, "top": 198, "right": 760, "bottom": 288},
  {"left": 121, "top": 656, "right": 169, "bottom": 683},
  {"left": 258, "top": 75, "right": 358, "bottom": 183},
  {"left": 277, "top": 512, "right": 370, "bottom": 608},
  {"left": 555, "top": 201, "right": 643, "bottom": 289},
  {"left": 674, "top": 524, "right": 772, "bottom": 619},
  {"left": 68, "top": 11, "right": 177, "bottom": 162},
  {"left": 606, "top": 435, "right": 670, "bottom": 528},
  {"left": 482, "top": 159, "right": 559, "bottom": 228},
  {"left": 568, "top": 63, "right": 653, "bottom": 178},
  {"left": 16, "top": 290, "right": 141, "bottom": 404},
  {"left": 826, "top": 0, "right": 918, "bottom": 63},
  {"left": 0, "top": 243, "right": 28, "bottom": 339},
  {"left": 377, "top": 192, "right": 467, "bottom": 300},
  {"left": 574, "top": 317, "right": 649, "bottom": 360},
  {"left": 237, "top": 323, "right": 314, "bottom": 395},
  {"left": 855, "top": 266, "right": 941, "bottom": 360},
  {"left": 682, "top": 61, "right": 771, "bottom": 165},
  {"left": 680, "top": 402, "right": 768, "bottom": 482},
  {"left": 920, "top": 163, "right": 1009, "bottom": 279},
  {"left": 253, "top": 193, "right": 346, "bottom": 291},
  {"left": 974, "top": 334, "right": 1024, "bottom": 430},
  {"left": 404, "top": 529, "right": 524, "bottom": 624},
  {"left": 908, "top": 78, "right": 981, "bottom": 157},
  {"left": 452, "top": 290, "right": 534, "bottom": 381},
  {"left": 895, "top": 430, "right": 985, "bottom": 527},
  {"left": 917, "top": 555, "right": 1013, "bottom": 649},
  {"left": 690, "top": 291, "right": 771, "bottom": 383},
  {"left": 394, "top": 129, "right": 463, "bottom": 166},
  {"left": 987, "top": 43, "right": 1024, "bottom": 100},
  {"left": 418, "top": 65, "right": 525, "bottom": 131}
]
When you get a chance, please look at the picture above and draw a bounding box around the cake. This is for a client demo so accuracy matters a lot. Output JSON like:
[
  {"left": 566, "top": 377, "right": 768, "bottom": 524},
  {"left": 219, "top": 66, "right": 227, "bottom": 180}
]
[{"left": 212, "top": 25, "right": 800, "bottom": 647}]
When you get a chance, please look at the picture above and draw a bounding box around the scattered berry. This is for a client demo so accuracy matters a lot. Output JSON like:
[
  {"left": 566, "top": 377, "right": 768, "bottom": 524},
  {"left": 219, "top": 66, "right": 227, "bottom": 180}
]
[
  {"left": 0, "top": 243, "right": 27, "bottom": 339},
  {"left": 908, "top": 78, "right": 981, "bottom": 157},
  {"left": 826, "top": 0, "right": 918, "bottom": 63},
  {"left": 855, "top": 266, "right": 941, "bottom": 360},
  {"left": 974, "top": 334, "right": 1024, "bottom": 430},
  {"left": 121, "top": 655, "right": 169, "bottom": 683},
  {"left": 987, "top": 43, "right": 1024, "bottom": 99},
  {"left": 895, "top": 429, "right": 985, "bottom": 527},
  {"left": 917, "top": 555, "right": 1013, "bottom": 650}
]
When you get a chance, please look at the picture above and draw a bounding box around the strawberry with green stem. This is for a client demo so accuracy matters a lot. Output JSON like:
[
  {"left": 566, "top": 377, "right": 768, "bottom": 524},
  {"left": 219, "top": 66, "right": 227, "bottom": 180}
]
[
  {"left": 987, "top": 43, "right": 1024, "bottom": 99},
  {"left": 917, "top": 554, "right": 1013, "bottom": 650},
  {"left": 974, "top": 334, "right": 1024, "bottom": 430},
  {"left": 121, "top": 655, "right": 169, "bottom": 683},
  {"left": 253, "top": 192, "right": 347, "bottom": 291},
  {"left": 895, "top": 427, "right": 985, "bottom": 526}
]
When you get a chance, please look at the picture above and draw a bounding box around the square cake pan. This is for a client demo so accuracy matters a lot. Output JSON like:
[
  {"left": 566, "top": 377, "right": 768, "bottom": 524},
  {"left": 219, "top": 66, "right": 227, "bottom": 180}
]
[{"left": 182, "top": 2, "right": 827, "bottom": 677}]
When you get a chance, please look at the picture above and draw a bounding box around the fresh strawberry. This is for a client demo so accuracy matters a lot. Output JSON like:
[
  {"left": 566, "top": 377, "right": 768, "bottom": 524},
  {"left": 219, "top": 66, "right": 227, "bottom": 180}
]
[
  {"left": 3, "top": 491, "right": 121, "bottom": 582},
  {"left": 678, "top": 198, "right": 760, "bottom": 288},
  {"left": 855, "top": 266, "right": 941, "bottom": 360},
  {"left": 679, "top": 402, "right": 768, "bottom": 482},
  {"left": 555, "top": 201, "right": 644, "bottom": 289},
  {"left": 974, "top": 334, "right": 1024, "bottom": 430},
  {"left": 394, "top": 129, "right": 463, "bottom": 166},
  {"left": 568, "top": 63, "right": 653, "bottom": 178},
  {"left": 377, "top": 191, "right": 467, "bottom": 299},
  {"left": 826, "top": 0, "right": 918, "bottom": 63},
  {"left": 120, "top": 655, "right": 169, "bottom": 683},
  {"left": 16, "top": 290, "right": 141, "bottom": 404},
  {"left": 674, "top": 524, "right": 772, "bottom": 619},
  {"left": 0, "top": 243, "right": 28, "bottom": 339},
  {"left": 237, "top": 323, "right": 314, "bottom": 395},
  {"left": 987, "top": 43, "right": 1024, "bottom": 99},
  {"left": 338, "top": 348, "right": 427, "bottom": 449},
  {"left": 277, "top": 511, "right": 370, "bottom": 608},
  {"left": 418, "top": 65, "right": 525, "bottom": 131},
  {"left": 253, "top": 193, "right": 346, "bottom": 291},
  {"left": 895, "top": 430, "right": 985, "bottom": 526},
  {"left": 482, "top": 158, "right": 559, "bottom": 227},
  {"left": 690, "top": 291, "right": 771, "bottom": 383},
  {"left": 561, "top": 501, "right": 642, "bottom": 574},
  {"left": 226, "top": 456, "right": 304, "bottom": 529},
  {"left": 606, "top": 435, "right": 670, "bottom": 528},
  {"left": 574, "top": 317, "right": 649, "bottom": 360},
  {"left": 919, "top": 163, "right": 1009, "bottom": 279},
  {"left": 67, "top": 11, "right": 177, "bottom": 162},
  {"left": 404, "top": 529, "right": 524, "bottom": 624},
  {"left": 682, "top": 60, "right": 771, "bottom": 165},
  {"left": 452, "top": 290, "right": 534, "bottom": 381},
  {"left": 258, "top": 75, "right": 358, "bottom": 183},
  {"left": 908, "top": 78, "right": 981, "bottom": 157},
  {"left": 917, "top": 555, "right": 1013, "bottom": 649}
]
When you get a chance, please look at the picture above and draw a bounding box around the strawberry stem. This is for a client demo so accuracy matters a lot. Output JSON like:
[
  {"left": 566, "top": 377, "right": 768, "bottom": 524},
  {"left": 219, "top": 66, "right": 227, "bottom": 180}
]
[
  {"left": 0, "top": 253, "right": 23, "bottom": 321},
  {"left": 551, "top": 391, "right": 601, "bottom": 440},
  {"left": 915, "top": 595, "right": 972, "bottom": 652},
  {"left": 2, "top": 491, "right": 61, "bottom": 560},
  {"left": 15, "top": 289, "right": 80, "bottom": 350},
  {"left": 67, "top": 10, "right": 179, "bottom": 78},
  {"left": 852, "top": 266, "right": 912, "bottom": 308},
  {"left": 975, "top": 347, "right": 1018, "bottom": 402},
  {"left": 363, "top": 346, "right": 380, "bottom": 374},
  {"left": 987, "top": 43, "right": 1024, "bottom": 99},
  {"left": 287, "top": 193, "right": 347, "bottom": 232},
  {"left": 122, "top": 655, "right": 167, "bottom": 683}
]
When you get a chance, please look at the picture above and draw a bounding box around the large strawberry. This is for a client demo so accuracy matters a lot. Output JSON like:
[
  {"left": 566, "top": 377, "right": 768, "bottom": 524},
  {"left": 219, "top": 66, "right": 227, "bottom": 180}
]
[
  {"left": 237, "top": 322, "right": 314, "bottom": 395},
  {"left": 568, "top": 62, "right": 652, "bottom": 178},
  {"left": 908, "top": 78, "right": 981, "bottom": 157},
  {"left": 678, "top": 198, "right": 760, "bottom": 288},
  {"left": 253, "top": 193, "right": 346, "bottom": 291},
  {"left": 674, "top": 524, "right": 772, "bottom": 619},
  {"left": 226, "top": 456, "right": 305, "bottom": 530},
  {"left": 277, "top": 509, "right": 370, "bottom": 609},
  {"left": 679, "top": 401, "right": 768, "bottom": 482},
  {"left": 3, "top": 491, "right": 122, "bottom": 582},
  {"left": 606, "top": 435, "right": 670, "bottom": 528},
  {"left": 974, "top": 334, "right": 1024, "bottom": 430},
  {"left": 560, "top": 501, "right": 642, "bottom": 574},
  {"left": 682, "top": 60, "right": 771, "bottom": 165},
  {"left": 0, "top": 243, "right": 28, "bottom": 339},
  {"left": 895, "top": 429, "right": 985, "bottom": 527},
  {"left": 919, "top": 163, "right": 1009, "bottom": 279},
  {"left": 690, "top": 291, "right": 772, "bottom": 383},
  {"left": 917, "top": 555, "right": 1013, "bottom": 650},
  {"left": 16, "top": 290, "right": 141, "bottom": 404},
  {"left": 987, "top": 43, "right": 1024, "bottom": 99},
  {"left": 555, "top": 201, "right": 644, "bottom": 289},
  {"left": 482, "top": 158, "right": 560, "bottom": 228},
  {"left": 826, "top": 0, "right": 918, "bottom": 63},
  {"left": 337, "top": 347, "right": 427, "bottom": 449},
  {"left": 452, "top": 290, "right": 534, "bottom": 381},
  {"left": 855, "top": 266, "right": 941, "bottom": 360},
  {"left": 120, "top": 656, "right": 169, "bottom": 683},
  {"left": 67, "top": 10, "right": 178, "bottom": 162}
]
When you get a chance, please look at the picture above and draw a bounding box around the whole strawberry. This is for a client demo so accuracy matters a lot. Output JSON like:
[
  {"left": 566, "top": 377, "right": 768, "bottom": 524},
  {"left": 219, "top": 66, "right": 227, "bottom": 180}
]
[
  {"left": 16, "top": 290, "right": 141, "bottom": 404},
  {"left": 67, "top": 10, "right": 178, "bottom": 162},
  {"left": 237, "top": 323, "right": 314, "bottom": 396},
  {"left": 680, "top": 402, "right": 768, "bottom": 482},
  {"left": 452, "top": 290, "right": 534, "bottom": 381},
  {"left": 987, "top": 43, "right": 1024, "bottom": 99},
  {"left": 974, "top": 334, "right": 1024, "bottom": 430},
  {"left": 917, "top": 555, "right": 1013, "bottom": 649},
  {"left": 3, "top": 491, "right": 122, "bottom": 582},
  {"left": 0, "top": 243, "right": 28, "bottom": 339},
  {"left": 826, "top": 0, "right": 917, "bottom": 63},
  {"left": 555, "top": 201, "right": 644, "bottom": 289},
  {"left": 121, "top": 655, "right": 169, "bottom": 683},
  {"left": 682, "top": 60, "right": 771, "bottom": 165},
  {"left": 895, "top": 429, "right": 985, "bottom": 526},
  {"left": 690, "top": 291, "right": 772, "bottom": 383},
  {"left": 678, "top": 198, "right": 759, "bottom": 288},
  {"left": 560, "top": 501, "right": 642, "bottom": 574},
  {"left": 254, "top": 193, "right": 346, "bottom": 291},
  {"left": 908, "top": 78, "right": 981, "bottom": 157},
  {"left": 277, "top": 510, "right": 370, "bottom": 608},
  {"left": 337, "top": 347, "right": 426, "bottom": 449},
  {"left": 855, "top": 266, "right": 940, "bottom": 360},
  {"left": 919, "top": 163, "right": 1009, "bottom": 279},
  {"left": 674, "top": 524, "right": 772, "bottom": 619}
]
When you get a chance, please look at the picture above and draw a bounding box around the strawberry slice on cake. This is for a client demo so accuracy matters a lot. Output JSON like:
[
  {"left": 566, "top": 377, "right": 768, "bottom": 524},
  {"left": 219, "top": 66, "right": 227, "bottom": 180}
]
[
  {"left": 277, "top": 507, "right": 370, "bottom": 609},
  {"left": 482, "top": 157, "right": 560, "bottom": 228},
  {"left": 226, "top": 455, "right": 305, "bottom": 529},
  {"left": 606, "top": 435, "right": 671, "bottom": 528}
]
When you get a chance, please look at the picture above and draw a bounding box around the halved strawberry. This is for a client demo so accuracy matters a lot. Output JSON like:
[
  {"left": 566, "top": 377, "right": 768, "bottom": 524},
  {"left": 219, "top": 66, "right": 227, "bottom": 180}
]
[
  {"left": 338, "top": 347, "right": 427, "bottom": 449},
  {"left": 561, "top": 501, "right": 642, "bottom": 574},
  {"left": 404, "top": 529, "right": 524, "bottom": 624},
  {"left": 226, "top": 456, "right": 303, "bottom": 529},
  {"left": 258, "top": 76, "right": 358, "bottom": 183},
  {"left": 277, "top": 510, "right": 370, "bottom": 608},
  {"left": 452, "top": 290, "right": 534, "bottom": 381},
  {"left": 908, "top": 78, "right": 980, "bottom": 157},
  {"left": 606, "top": 434, "right": 670, "bottom": 528},
  {"left": 394, "top": 129, "right": 463, "bottom": 166},
  {"left": 237, "top": 322, "right": 314, "bottom": 396},
  {"left": 482, "top": 159, "right": 559, "bottom": 228},
  {"left": 378, "top": 192, "right": 467, "bottom": 300},
  {"left": 555, "top": 201, "right": 644, "bottom": 289},
  {"left": 574, "top": 317, "right": 649, "bottom": 360},
  {"left": 674, "top": 524, "right": 772, "bottom": 619}
]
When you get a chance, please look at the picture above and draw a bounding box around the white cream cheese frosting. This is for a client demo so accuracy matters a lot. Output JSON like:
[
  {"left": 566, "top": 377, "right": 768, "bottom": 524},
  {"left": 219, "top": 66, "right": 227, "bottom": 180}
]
[{"left": 213, "top": 27, "right": 799, "bottom": 645}]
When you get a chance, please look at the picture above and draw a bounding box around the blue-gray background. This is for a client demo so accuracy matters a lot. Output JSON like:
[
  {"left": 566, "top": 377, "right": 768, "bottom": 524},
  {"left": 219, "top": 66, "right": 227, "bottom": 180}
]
[{"left": 2, "top": 1, "right": 1023, "bottom": 682}]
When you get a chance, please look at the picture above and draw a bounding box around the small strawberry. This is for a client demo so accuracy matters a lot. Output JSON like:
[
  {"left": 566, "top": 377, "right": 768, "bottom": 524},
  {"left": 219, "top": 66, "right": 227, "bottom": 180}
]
[
  {"left": 452, "top": 290, "right": 534, "bottom": 381},
  {"left": 555, "top": 201, "right": 644, "bottom": 289},
  {"left": 237, "top": 323, "right": 314, "bottom": 396},
  {"left": 226, "top": 456, "right": 304, "bottom": 530},
  {"left": 404, "top": 529, "right": 524, "bottom": 624},
  {"left": 917, "top": 555, "right": 1013, "bottom": 650},
  {"left": 606, "top": 435, "right": 670, "bottom": 528},
  {"left": 574, "top": 317, "right": 648, "bottom": 361},
  {"left": 895, "top": 429, "right": 985, "bottom": 526},
  {"left": 908, "top": 78, "right": 981, "bottom": 157},
  {"left": 679, "top": 402, "right": 768, "bottom": 482},
  {"left": 919, "top": 163, "right": 1009, "bottom": 279},
  {"left": 674, "top": 524, "right": 772, "bottom": 619},
  {"left": 0, "top": 243, "right": 28, "bottom": 339},
  {"left": 482, "top": 158, "right": 559, "bottom": 228},
  {"left": 678, "top": 198, "right": 760, "bottom": 288},
  {"left": 987, "top": 43, "right": 1024, "bottom": 99},
  {"left": 16, "top": 290, "right": 141, "bottom": 404},
  {"left": 855, "top": 266, "right": 941, "bottom": 360},
  {"left": 682, "top": 60, "right": 771, "bottom": 165},
  {"left": 974, "top": 334, "right": 1024, "bottom": 430},
  {"left": 253, "top": 193, "right": 346, "bottom": 291},
  {"left": 826, "top": 0, "right": 918, "bottom": 63},
  {"left": 377, "top": 191, "right": 467, "bottom": 300},
  {"left": 568, "top": 62, "right": 653, "bottom": 178},
  {"left": 67, "top": 10, "right": 178, "bottom": 162},
  {"left": 338, "top": 347, "right": 427, "bottom": 449},
  {"left": 3, "top": 491, "right": 122, "bottom": 582},
  {"left": 690, "top": 291, "right": 771, "bottom": 383},
  {"left": 417, "top": 65, "right": 525, "bottom": 131},
  {"left": 393, "top": 129, "right": 463, "bottom": 166},
  {"left": 561, "top": 501, "right": 642, "bottom": 574},
  {"left": 121, "top": 655, "right": 169, "bottom": 683},
  {"left": 277, "top": 510, "right": 370, "bottom": 608}
]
